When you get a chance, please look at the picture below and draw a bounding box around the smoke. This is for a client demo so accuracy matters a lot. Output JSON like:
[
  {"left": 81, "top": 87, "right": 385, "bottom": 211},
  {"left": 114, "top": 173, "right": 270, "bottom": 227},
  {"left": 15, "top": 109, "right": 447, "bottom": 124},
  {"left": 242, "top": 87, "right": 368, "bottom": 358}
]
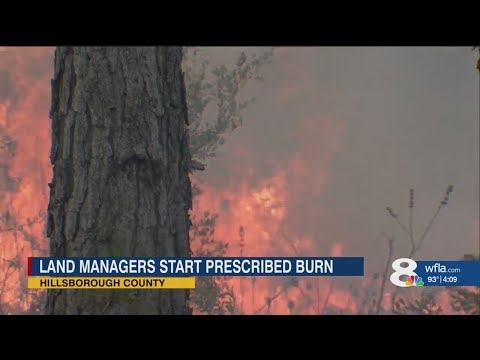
[{"left": 0, "top": 46, "right": 477, "bottom": 314}]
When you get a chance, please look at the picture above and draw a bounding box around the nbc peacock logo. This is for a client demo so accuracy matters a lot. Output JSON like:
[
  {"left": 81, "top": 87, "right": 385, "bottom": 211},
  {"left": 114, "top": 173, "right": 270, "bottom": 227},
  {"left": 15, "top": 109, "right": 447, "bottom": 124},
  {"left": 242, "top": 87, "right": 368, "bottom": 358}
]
[
  {"left": 390, "top": 258, "right": 424, "bottom": 287},
  {"left": 405, "top": 274, "right": 424, "bottom": 287}
]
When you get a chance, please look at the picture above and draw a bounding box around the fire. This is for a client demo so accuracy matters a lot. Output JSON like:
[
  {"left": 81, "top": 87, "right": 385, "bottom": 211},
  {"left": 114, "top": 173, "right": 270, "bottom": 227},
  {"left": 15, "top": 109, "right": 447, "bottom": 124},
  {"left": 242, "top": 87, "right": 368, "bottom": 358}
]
[
  {"left": 195, "top": 171, "right": 289, "bottom": 256},
  {"left": 189, "top": 111, "right": 354, "bottom": 314},
  {"left": 0, "top": 47, "right": 469, "bottom": 315},
  {"left": 0, "top": 47, "right": 53, "bottom": 313}
]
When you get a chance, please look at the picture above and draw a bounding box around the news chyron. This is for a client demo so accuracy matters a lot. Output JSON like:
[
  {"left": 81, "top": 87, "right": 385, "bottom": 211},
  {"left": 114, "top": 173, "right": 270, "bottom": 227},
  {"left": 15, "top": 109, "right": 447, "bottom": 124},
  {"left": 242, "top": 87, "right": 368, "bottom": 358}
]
[
  {"left": 27, "top": 256, "right": 479, "bottom": 290},
  {"left": 28, "top": 257, "right": 363, "bottom": 289}
]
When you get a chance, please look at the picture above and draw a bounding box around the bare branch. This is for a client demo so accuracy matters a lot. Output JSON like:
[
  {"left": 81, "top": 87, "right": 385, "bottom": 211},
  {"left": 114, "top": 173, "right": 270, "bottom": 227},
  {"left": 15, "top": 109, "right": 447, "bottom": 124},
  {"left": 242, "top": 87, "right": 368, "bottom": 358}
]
[
  {"left": 408, "top": 188, "right": 415, "bottom": 250},
  {"left": 254, "top": 288, "right": 283, "bottom": 314},
  {"left": 375, "top": 232, "right": 395, "bottom": 314},
  {"left": 386, "top": 206, "right": 413, "bottom": 245},
  {"left": 385, "top": 185, "right": 454, "bottom": 314},
  {"left": 413, "top": 206, "right": 443, "bottom": 256},
  {"left": 321, "top": 280, "right": 335, "bottom": 314},
  {"left": 411, "top": 185, "right": 453, "bottom": 257}
]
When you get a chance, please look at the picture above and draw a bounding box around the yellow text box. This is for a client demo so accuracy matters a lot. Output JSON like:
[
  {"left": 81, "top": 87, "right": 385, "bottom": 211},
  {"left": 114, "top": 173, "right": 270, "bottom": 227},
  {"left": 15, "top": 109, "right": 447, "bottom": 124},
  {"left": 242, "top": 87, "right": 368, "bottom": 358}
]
[{"left": 28, "top": 277, "right": 195, "bottom": 289}]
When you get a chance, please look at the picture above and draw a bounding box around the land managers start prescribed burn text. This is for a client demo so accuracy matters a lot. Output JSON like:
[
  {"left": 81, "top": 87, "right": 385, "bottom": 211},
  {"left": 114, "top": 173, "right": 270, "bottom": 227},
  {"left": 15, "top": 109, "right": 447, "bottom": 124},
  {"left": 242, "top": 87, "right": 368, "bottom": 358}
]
[{"left": 37, "top": 258, "right": 335, "bottom": 275}]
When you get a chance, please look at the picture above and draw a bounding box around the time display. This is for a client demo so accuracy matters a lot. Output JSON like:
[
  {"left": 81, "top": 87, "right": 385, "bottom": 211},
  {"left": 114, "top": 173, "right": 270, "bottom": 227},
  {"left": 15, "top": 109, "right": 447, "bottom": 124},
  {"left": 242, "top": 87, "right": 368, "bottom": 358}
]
[{"left": 427, "top": 276, "right": 457, "bottom": 284}]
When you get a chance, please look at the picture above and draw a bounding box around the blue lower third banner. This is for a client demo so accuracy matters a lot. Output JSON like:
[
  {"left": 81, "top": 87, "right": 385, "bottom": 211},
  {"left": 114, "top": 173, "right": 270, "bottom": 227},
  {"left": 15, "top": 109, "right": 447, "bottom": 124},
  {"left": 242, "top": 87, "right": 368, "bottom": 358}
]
[
  {"left": 390, "top": 258, "right": 480, "bottom": 287},
  {"left": 28, "top": 257, "right": 364, "bottom": 277}
]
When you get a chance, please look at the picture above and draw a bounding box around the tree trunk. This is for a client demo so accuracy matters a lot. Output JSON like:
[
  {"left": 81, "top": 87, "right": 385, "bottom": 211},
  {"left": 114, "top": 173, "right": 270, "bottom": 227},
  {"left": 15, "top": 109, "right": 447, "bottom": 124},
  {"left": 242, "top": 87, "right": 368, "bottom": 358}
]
[{"left": 45, "top": 47, "right": 192, "bottom": 315}]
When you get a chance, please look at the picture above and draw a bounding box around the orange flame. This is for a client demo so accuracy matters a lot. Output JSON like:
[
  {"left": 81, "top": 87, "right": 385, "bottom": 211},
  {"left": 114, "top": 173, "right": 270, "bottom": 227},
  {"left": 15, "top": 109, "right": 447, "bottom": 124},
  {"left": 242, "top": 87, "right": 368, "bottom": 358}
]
[
  {"left": 0, "top": 47, "right": 53, "bottom": 313},
  {"left": 0, "top": 47, "right": 466, "bottom": 315},
  {"left": 190, "top": 114, "right": 354, "bottom": 314}
]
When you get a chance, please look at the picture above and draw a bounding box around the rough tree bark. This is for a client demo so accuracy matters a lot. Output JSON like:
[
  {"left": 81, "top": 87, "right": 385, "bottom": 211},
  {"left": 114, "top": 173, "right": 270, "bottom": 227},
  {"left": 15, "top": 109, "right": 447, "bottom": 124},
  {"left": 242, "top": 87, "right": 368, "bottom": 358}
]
[{"left": 45, "top": 47, "right": 192, "bottom": 315}]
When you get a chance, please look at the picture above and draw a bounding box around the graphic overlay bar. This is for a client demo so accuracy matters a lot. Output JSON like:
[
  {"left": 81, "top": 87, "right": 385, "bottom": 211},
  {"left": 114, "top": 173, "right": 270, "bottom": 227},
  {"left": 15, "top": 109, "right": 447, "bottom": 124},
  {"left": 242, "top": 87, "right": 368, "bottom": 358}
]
[
  {"left": 390, "top": 258, "right": 480, "bottom": 287},
  {"left": 28, "top": 257, "right": 364, "bottom": 277},
  {"left": 28, "top": 277, "right": 196, "bottom": 289},
  {"left": 416, "top": 261, "right": 480, "bottom": 287}
]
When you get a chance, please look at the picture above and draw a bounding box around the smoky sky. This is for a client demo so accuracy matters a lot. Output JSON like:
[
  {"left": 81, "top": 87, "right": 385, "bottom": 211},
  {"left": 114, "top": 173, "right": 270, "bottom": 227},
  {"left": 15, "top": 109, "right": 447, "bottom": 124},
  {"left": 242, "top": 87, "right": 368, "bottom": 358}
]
[{"left": 197, "top": 47, "right": 479, "bottom": 274}]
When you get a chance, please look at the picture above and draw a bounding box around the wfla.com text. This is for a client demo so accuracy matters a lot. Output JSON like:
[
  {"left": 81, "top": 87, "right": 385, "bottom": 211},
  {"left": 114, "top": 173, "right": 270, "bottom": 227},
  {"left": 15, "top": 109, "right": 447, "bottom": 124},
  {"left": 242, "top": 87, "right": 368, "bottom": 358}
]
[{"left": 424, "top": 263, "right": 460, "bottom": 273}]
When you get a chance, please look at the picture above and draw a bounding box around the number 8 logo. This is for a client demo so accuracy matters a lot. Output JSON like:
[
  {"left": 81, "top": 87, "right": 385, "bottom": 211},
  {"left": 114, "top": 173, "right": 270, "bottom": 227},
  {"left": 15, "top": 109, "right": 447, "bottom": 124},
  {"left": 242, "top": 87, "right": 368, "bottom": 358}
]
[{"left": 390, "top": 258, "right": 418, "bottom": 287}]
